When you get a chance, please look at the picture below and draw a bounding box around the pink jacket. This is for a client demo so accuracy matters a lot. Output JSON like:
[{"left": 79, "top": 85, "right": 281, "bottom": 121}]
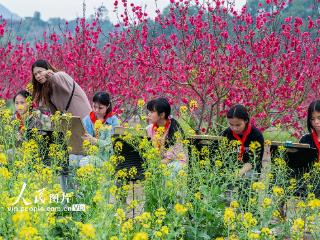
[{"left": 146, "top": 124, "right": 188, "bottom": 164}]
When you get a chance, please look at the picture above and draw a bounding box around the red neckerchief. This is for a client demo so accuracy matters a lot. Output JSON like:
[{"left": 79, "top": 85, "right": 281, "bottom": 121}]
[
  {"left": 152, "top": 119, "right": 171, "bottom": 133},
  {"left": 89, "top": 111, "right": 114, "bottom": 124},
  {"left": 16, "top": 112, "right": 24, "bottom": 130},
  {"left": 231, "top": 123, "right": 252, "bottom": 161},
  {"left": 312, "top": 130, "right": 320, "bottom": 161}
]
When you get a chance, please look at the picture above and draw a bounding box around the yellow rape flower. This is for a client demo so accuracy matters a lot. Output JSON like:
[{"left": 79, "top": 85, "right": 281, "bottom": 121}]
[
  {"left": 292, "top": 218, "right": 304, "bottom": 232},
  {"left": 272, "top": 210, "right": 281, "bottom": 218},
  {"left": 76, "top": 164, "right": 95, "bottom": 177},
  {"left": 80, "top": 223, "right": 96, "bottom": 239},
  {"left": 272, "top": 186, "right": 284, "bottom": 197},
  {"left": 0, "top": 99, "right": 5, "bottom": 107},
  {"left": 194, "top": 192, "right": 201, "bottom": 200},
  {"left": 133, "top": 232, "right": 148, "bottom": 240},
  {"left": 262, "top": 198, "right": 272, "bottom": 208},
  {"left": 307, "top": 193, "right": 316, "bottom": 200},
  {"left": 189, "top": 100, "right": 198, "bottom": 110},
  {"left": 121, "top": 219, "right": 133, "bottom": 233},
  {"left": 137, "top": 99, "right": 145, "bottom": 107},
  {"left": 88, "top": 145, "right": 99, "bottom": 155},
  {"left": 154, "top": 231, "right": 162, "bottom": 237},
  {"left": 229, "top": 234, "right": 239, "bottom": 240},
  {"left": 252, "top": 181, "right": 265, "bottom": 191},
  {"left": 93, "top": 190, "right": 103, "bottom": 204},
  {"left": 18, "top": 226, "right": 38, "bottom": 239},
  {"left": 144, "top": 171, "right": 151, "bottom": 179},
  {"left": 94, "top": 120, "right": 103, "bottom": 131},
  {"left": 261, "top": 227, "right": 271, "bottom": 235},
  {"left": 174, "top": 203, "right": 188, "bottom": 215},
  {"left": 161, "top": 226, "right": 169, "bottom": 235},
  {"left": 307, "top": 198, "right": 320, "bottom": 209},
  {"left": 242, "top": 212, "right": 257, "bottom": 228},
  {"left": 114, "top": 141, "right": 123, "bottom": 152},
  {"left": 155, "top": 207, "right": 166, "bottom": 219},
  {"left": 264, "top": 139, "right": 271, "bottom": 145},
  {"left": 274, "top": 157, "right": 286, "bottom": 167},
  {"left": 116, "top": 208, "right": 126, "bottom": 222},
  {"left": 12, "top": 212, "right": 31, "bottom": 223},
  {"left": 0, "top": 167, "right": 11, "bottom": 179},
  {"left": 178, "top": 169, "right": 187, "bottom": 178},
  {"left": 129, "top": 167, "right": 137, "bottom": 178},
  {"left": 249, "top": 141, "right": 261, "bottom": 152},
  {"left": 224, "top": 207, "right": 235, "bottom": 224},
  {"left": 230, "top": 200, "right": 239, "bottom": 209},
  {"left": 248, "top": 232, "right": 260, "bottom": 239},
  {"left": 82, "top": 139, "right": 91, "bottom": 151},
  {"left": 215, "top": 160, "right": 223, "bottom": 168},
  {"left": 180, "top": 105, "right": 187, "bottom": 113},
  {"left": 0, "top": 153, "right": 7, "bottom": 165},
  {"left": 109, "top": 185, "right": 118, "bottom": 196}
]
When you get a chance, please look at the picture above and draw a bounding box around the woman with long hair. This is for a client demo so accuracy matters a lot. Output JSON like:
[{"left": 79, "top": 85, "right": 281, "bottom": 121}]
[{"left": 31, "top": 59, "right": 91, "bottom": 119}]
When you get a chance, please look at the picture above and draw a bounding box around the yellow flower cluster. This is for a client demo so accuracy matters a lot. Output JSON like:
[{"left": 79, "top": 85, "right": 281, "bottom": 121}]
[
  {"left": 252, "top": 181, "right": 265, "bottom": 191},
  {"left": 93, "top": 190, "right": 103, "bottom": 204},
  {"left": 180, "top": 105, "right": 187, "bottom": 113},
  {"left": 18, "top": 226, "right": 39, "bottom": 239},
  {"left": 230, "top": 200, "right": 239, "bottom": 209},
  {"left": 133, "top": 232, "right": 148, "bottom": 240},
  {"left": 94, "top": 120, "right": 103, "bottom": 131},
  {"left": 242, "top": 212, "right": 257, "bottom": 228},
  {"left": 80, "top": 223, "right": 96, "bottom": 239},
  {"left": 0, "top": 99, "right": 5, "bottom": 108},
  {"left": 214, "top": 160, "right": 223, "bottom": 168},
  {"left": 174, "top": 203, "right": 188, "bottom": 215},
  {"left": 76, "top": 165, "right": 95, "bottom": 179},
  {"left": 274, "top": 157, "right": 286, "bottom": 167},
  {"left": 155, "top": 207, "right": 166, "bottom": 220},
  {"left": 272, "top": 186, "right": 284, "bottom": 197},
  {"left": 248, "top": 232, "right": 260, "bottom": 239},
  {"left": 122, "top": 219, "right": 133, "bottom": 233},
  {"left": 137, "top": 99, "right": 145, "bottom": 107},
  {"left": 291, "top": 218, "right": 304, "bottom": 233},
  {"left": 189, "top": 100, "right": 198, "bottom": 110},
  {"left": 262, "top": 198, "right": 272, "bottom": 208},
  {"left": 0, "top": 167, "right": 11, "bottom": 179},
  {"left": 114, "top": 141, "right": 123, "bottom": 153},
  {"left": 307, "top": 198, "right": 320, "bottom": 209},
  {"left": 249, "top": 141, "right": 261, "bottom": 152},
  {"left": 12, "top": 211, "right": 31, "bottom": 223},
  {"left": 116, "top": 208, "right": 126, "bottom": 223},
  {"left": 260, "top": 227, "right": 271, "bottom": 236},
  {"left": 224, "top": 207, "right": 235, "bottom": 224}
]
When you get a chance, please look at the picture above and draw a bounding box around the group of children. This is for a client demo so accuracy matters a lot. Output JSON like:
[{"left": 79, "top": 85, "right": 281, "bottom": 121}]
[{"left": 10, "top": 60, "right": 320, "bottom": 177}]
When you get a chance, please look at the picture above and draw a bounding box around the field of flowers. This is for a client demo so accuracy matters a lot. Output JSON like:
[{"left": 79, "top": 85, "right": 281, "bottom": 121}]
[
  {"left": 0, "top": 0, "right": 320, "bottom": 239},
  {"left": 0, "top": 103, "right": 320, "bottom": 239}
]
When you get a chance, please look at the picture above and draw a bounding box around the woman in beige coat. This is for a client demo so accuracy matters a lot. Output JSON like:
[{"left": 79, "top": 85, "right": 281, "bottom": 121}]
[{"left": 31, "top": 59, "right": 91, "bottom": 119}]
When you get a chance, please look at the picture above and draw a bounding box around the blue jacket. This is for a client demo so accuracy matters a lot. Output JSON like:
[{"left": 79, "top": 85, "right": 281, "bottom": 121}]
[
  {"left": 82, "top": 114, "right": 119, "bottom": 137},
  {"left": 82, "top": 114, "right": 120, "bottom": 160}
]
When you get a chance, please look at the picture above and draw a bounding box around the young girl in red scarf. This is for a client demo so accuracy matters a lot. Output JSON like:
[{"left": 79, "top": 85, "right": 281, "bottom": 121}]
[
  {"left": 81, "top": 91, "right": 119, "bottom": 164},
  {"left": 300, "top": 100, "right": 320, "bottom": 161},
  {"left": 221, "top": 104, "right": 264, "bottom": 176},
  {"left": 13, "top": 90, "right": 51, "bottom": 134},
  {"left": 146, "top": 98, "right": 188, "bottom": 171}
]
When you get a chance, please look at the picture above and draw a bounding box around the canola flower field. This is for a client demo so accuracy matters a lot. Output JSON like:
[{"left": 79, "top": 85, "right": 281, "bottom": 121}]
[{"left": 0, "top": 105, "right": 320, "bottom": 240}]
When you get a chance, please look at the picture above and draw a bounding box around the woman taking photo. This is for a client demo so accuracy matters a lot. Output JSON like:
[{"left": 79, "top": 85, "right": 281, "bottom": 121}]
[{"left": 31, "top": 59, "right": 91, "bottom": 119}]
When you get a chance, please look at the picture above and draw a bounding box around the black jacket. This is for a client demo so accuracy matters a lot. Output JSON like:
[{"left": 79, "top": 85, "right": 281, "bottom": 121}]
[{"left": 221, "top": 126, "right": 264, "bottom": 172}]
